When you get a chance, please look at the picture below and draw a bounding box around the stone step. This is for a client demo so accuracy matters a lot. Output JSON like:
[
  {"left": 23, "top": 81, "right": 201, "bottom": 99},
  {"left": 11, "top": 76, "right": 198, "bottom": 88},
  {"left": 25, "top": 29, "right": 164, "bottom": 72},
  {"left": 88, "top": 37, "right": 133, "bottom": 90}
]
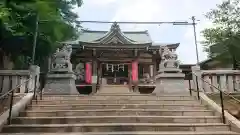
[
  {"left": 11, "top": 116, "right": 221, "bottom": 124},
  {"left": 0, "top": 131, "right": 239, "bottom": 135},
  {"left": 99, "top": 86, "right": 130, "bottom": 93},
  {"left": 95, "top": 93, "right": 191, "bottom": 96},
  {"left": 20, "top": 109, "right": 214, "bottom": 117},
  {"left": 32, "top": 99, "right": 199, "bottom": 105},
  {"left": 41, "top": 95, "right": 195, "bottom": 100},
  {"left": 28, "top": 104, "right": 207, "bottom": 110},
  {"left": 43, "top": 93, "right": 191, "bottom": 96},
  {"left": 1, "top": 123, "right": 230, "bottom": 133}
]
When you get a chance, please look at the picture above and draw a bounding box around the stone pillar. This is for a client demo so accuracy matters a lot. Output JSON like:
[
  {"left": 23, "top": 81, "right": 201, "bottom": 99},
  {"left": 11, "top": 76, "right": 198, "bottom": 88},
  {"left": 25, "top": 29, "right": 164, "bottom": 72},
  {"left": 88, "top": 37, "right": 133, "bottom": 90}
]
[
  {"left": 202, "top": 75, "right": 211, "bottom": 92},
  {"left": 227, "top": 75, "right": 234, "bottom": 92},
  {"left": 149, "top": 64, "right": 154, "bottom": 84},
  {"left": 219, "top": 75, "right": 227, "bottom": 92},
  {"left": 29, "top": 65, "right": 40, "bottom": 93},
  {"left": 92, "top": 60, "right": 98, "bottom": 94},
  {"left": 234, "top": 75, "right": 240, "bottom": 91},
  {"left": 149, "top": 65, "right": 154, "bottom": 78},
  {"left": 191, "top": 65, "right": 202, "bottom": 91},
  {"left": 212, "top": 75, "right": 218, "bottom": 92},
  {"left": 20, "top": 76, "right": 27, "bottom": 93}
]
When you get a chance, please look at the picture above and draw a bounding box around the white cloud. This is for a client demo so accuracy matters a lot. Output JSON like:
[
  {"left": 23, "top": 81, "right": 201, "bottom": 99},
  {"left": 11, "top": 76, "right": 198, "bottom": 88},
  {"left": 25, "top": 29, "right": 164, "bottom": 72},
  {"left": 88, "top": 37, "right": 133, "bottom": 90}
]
[
  {"left": 112, "top": 0, "right": 161, "bottom": 22},
  {"left": 111, "top": 0, "right": 163, "bottom": 31}
]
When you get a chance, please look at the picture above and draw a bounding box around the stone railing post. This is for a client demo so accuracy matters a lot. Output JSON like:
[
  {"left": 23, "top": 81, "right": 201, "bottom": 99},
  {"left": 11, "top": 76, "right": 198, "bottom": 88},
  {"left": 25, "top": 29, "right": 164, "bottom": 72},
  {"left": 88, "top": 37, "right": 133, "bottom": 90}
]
[
  {"left": 0, "top": 70, "right": 32, "bottom": 94},
  {"left": 191, "top": 65, "right": 202, "bottom": 91},
  {"left": 202, "top": 75, "right": 211, "bottom": 92},
  {"left": 28, "top": 65, "right": 40, "bottom": 93},
  {"left": 200, "top": 70, "right": 240, "bottom": 93},
  {"left": 219, "top": 75, "right": 227, "bottom": 92},
  {"left": 227, "top": 75, "right": 234, "bottom": 92},
  {"left": 234, "top": 74, "right": 240, "bottom": 91}
]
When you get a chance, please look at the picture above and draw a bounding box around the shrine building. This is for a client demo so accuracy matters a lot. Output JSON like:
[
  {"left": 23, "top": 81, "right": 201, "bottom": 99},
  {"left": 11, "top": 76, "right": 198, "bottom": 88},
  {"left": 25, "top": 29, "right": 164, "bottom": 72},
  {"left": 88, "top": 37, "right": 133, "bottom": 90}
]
[{"left": 61, "top": 22, "right": 180, "bottom": 94}]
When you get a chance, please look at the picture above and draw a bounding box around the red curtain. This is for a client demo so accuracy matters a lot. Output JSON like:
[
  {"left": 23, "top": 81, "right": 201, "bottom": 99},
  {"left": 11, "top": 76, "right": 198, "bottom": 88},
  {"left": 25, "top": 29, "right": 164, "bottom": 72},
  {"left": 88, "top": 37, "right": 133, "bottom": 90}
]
[
  {"left": 131, "top": 61, "right": 138, "bottom": 82},
  {"left": 85, "top": 62, "right": 92, "bottom": 84}
]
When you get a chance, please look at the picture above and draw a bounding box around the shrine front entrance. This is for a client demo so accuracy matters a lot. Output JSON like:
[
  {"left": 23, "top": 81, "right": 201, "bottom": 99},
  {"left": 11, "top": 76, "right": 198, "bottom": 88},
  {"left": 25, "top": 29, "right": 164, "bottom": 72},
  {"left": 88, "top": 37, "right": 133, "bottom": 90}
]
[{"left": 100, "top": 63, "right": 129, "bottom": 85}]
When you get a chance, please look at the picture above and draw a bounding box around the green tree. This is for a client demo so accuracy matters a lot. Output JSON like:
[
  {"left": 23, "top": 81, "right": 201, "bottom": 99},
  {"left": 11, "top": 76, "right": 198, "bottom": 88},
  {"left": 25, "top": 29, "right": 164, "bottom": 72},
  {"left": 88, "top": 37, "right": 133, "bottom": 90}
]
[
  {"left": 202, "top": 0, "right": 240, "bottom": 69},
  {"left": 0, "top": 0, "right": 82, "bottom": 70}
]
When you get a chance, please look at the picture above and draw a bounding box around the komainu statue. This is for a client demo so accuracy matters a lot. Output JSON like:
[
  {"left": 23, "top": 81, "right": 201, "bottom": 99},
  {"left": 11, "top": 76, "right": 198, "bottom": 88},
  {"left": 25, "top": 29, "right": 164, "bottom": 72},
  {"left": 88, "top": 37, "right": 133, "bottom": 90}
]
[
  {"left": 159, "top": 46, "right": 181, "bottom": 73},
  {"left": 51, "top": 44, "right": 73, "bottom": 73}
]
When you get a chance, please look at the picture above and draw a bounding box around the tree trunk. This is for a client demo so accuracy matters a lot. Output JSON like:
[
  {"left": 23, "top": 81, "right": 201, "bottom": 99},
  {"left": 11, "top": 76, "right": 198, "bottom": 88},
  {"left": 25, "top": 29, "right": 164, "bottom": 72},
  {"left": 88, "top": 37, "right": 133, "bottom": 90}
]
[
  {"left": 232, "top": 55, "right": 239, "bottom": 70},
  {"left": 0, "top": 49, "right": 4, "bottom": 69},
  {"left": 0, "top": 51, "right": 14, "bottom": 70}
]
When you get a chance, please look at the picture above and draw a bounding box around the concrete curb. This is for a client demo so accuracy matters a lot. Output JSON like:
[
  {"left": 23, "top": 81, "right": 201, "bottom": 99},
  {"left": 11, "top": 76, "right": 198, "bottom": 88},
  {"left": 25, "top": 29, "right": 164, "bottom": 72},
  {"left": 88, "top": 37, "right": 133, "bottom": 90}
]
[
  {"left": 199, "top": 92, "right": 240, "bottom": 133},
  {"left": 0, "top": 93, "right": 34, "bottom": 131}
]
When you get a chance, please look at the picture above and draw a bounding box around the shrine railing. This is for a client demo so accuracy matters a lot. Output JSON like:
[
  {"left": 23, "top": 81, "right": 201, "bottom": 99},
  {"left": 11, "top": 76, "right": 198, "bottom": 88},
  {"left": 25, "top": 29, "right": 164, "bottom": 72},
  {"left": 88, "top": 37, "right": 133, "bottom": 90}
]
[
  {"left": 0, "top": 74, "right": 39, "bottom": 125},
  {"left": 0, "top": 66, "right": 42, "bottom": 125},
  {"left": 187, "top": 68, "right": 240, "bottom": 124}
]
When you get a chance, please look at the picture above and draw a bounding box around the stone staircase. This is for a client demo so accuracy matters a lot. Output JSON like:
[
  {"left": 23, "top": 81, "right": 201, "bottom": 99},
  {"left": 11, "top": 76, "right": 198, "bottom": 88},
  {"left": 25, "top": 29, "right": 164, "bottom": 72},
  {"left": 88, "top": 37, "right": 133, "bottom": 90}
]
[
  {"left": 98, "top": 85, "right": 130, "bottom": 93},
  {"left": 0, "top": 93, "right": 239, "bottom": 134}
]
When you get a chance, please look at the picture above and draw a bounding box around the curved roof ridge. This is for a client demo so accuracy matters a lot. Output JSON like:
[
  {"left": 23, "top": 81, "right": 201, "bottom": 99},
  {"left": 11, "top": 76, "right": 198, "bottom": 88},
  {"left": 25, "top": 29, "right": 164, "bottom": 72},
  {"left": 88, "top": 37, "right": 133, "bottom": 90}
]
[
  {"left": 94, "top": 22, "right": 137, "bottom": 44},
  {"left": 82, "top": 29, "right": 149, "bottom": 34}
]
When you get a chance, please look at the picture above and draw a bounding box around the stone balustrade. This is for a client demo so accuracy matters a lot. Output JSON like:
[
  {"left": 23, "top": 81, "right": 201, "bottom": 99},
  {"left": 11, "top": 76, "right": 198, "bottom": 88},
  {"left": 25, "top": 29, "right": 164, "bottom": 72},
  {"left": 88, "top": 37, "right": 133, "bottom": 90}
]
[
  {"left": 0, "top": 65, "right": 40, "bottom": 94},
  {"left": 192, "top": 66, "right": 240, "bottom": 93}
]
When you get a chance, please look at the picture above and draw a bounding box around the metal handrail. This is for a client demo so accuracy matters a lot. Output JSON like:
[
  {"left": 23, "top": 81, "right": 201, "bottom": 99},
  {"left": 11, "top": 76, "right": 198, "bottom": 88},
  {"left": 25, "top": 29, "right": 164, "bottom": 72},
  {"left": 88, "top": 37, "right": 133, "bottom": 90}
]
[{"left": 187, "top": 72, "right": 240, "bottom": 124}]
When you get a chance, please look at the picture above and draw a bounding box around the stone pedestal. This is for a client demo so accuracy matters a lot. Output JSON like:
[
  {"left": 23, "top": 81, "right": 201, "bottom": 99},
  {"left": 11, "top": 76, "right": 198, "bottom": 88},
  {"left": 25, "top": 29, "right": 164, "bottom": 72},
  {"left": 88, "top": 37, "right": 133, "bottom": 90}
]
[
  {"left": 44, "top": 73, "right": 78, "bottom": 94},
  {"left": 154, "top": 73, "right": 186, "bottom": 93}
]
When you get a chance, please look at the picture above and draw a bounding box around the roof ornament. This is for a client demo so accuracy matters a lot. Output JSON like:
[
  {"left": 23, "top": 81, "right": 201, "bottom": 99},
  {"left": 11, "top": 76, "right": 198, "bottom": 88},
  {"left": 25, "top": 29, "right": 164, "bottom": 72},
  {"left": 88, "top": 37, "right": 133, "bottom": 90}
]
[
  {"left": 110, "top": 22, "right": 121, "bottom": 31},
  {"left": 162, "top": 47, "right": 177, "bottom": 61}
]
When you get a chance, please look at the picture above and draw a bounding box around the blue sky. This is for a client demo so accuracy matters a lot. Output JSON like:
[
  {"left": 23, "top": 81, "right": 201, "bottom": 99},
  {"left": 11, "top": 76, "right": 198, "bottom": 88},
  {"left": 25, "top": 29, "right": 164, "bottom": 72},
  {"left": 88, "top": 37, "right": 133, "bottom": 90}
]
[{"left": 74, "top": 0, "right": 223, "bottom": 64}]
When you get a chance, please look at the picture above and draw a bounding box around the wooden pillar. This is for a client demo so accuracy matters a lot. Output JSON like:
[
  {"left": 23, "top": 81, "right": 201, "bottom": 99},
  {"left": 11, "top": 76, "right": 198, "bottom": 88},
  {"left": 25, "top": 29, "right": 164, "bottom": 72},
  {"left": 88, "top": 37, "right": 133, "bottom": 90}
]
[
  {"left": 98, "top": 62, "right": 102, "bottom": 86},
  {"left": 128, "top": 63, "right": 132, "bottom": 91},
  {"left": 153, "top": 57, "right": 158, "bottom": 78},
  {"left": 132, "top": 49, "right": 139, "bottom": 92},
  {"left": 85, "top": 62, "right": 92, "bottom": 84}
]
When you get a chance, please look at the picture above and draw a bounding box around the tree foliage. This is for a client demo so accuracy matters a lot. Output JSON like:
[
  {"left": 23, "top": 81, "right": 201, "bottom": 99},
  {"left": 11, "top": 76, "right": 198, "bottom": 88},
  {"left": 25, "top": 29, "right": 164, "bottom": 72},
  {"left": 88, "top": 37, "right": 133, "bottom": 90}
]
[
  {"left": 202, "top": 0, "right": 240, "bottom": 69},
  {"left": 0, "top": 0, "right": 82, "bottom": 69}
]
